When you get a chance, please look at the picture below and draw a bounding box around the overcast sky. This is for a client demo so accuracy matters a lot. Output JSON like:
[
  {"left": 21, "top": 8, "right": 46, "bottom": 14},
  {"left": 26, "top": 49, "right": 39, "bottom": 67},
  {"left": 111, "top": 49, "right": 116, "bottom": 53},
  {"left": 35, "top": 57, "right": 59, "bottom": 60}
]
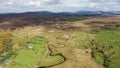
[{"left": 0, "top": 0, "right": 120, "bottom": 13}]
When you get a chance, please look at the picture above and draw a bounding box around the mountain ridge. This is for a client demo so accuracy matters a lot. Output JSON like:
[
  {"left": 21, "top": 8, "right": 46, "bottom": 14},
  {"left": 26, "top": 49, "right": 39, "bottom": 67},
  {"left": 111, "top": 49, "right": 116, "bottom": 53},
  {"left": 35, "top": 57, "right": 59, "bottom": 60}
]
[{"left": 0, "top": 11, "right": 120, "bottom": 15}]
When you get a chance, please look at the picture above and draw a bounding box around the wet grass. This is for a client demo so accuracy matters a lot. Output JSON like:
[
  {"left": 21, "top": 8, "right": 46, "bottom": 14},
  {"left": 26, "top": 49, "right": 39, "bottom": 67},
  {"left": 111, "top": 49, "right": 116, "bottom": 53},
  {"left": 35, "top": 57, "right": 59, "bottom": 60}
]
[
  {"left": 1, "top": 26, "right": 120, "bottom": 68},
  {"left": 92, "top": 29, "right": 120, "bottom": 68},
  {"left": 93, "top": 52, "right": 104, "bottom": 64}
]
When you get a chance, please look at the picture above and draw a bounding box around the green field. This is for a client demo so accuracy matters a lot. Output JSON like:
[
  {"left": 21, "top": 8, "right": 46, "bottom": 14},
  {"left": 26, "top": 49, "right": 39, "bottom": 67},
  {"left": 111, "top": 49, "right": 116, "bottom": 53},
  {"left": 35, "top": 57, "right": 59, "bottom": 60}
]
[
  {"left": 0, "top": 36, "right": 64, "bottom": 68},
  {"left": 0, "top": 25, "right": 120, "bottom": 68},
  {"left": 91, "top": 29, "right": 120, "bottom": 68},
  {"left": 10, "top": 36, "right": 47, "bottom": 68}
]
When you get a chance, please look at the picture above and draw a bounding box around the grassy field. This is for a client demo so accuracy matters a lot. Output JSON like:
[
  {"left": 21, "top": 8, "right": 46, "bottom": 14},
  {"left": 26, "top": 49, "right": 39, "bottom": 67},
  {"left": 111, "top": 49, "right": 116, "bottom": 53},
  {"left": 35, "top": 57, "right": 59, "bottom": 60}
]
[
  {"left": 91, "top": 29, "right": 120, "bottom": 68},
  {"left": 10, "top": 36, "right": 47, "bottom": 68},
  {"left": 73, "top": 31, "right": 92, "bottom": 48},
  {"left": 8, "top": 35, "right": 65, "bottom": 68},
  {"left": 0, "top": 26, "right": 120, "bottom": 68},
  {"left": 67, "top": 18, "right": 79, "bottom": 22},
  {"left": 0, "top": 15, "right": 120, "bottom": 68},
  {"left": 40, "top": 55, "right": 65, "bottom": 67}
]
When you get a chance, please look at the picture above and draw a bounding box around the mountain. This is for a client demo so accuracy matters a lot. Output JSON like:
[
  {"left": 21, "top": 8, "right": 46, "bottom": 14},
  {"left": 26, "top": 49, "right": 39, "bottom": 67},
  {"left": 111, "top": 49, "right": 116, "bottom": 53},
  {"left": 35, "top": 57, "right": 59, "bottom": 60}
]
[
  {"left": 75, "top": 11, "right": 105, "bottom": 14},
  {"left": 0, "top": 11, "right": 120, "bottom": 17},
  {"left": 107, "top": 11, "right": 120, "bottom": 15},
  {"left": 22, "top": 11, "right": 54, "bottom": 14},
  {"left": 76, "top": 11, "right": 120, "bottom": 15}
]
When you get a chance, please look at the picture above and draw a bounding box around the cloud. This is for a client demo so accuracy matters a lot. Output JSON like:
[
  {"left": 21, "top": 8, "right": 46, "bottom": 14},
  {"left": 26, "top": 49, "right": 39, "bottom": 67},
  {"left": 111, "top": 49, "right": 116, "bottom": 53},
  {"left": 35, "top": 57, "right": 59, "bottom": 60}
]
[{"left": 0, "top": 0, "right": 120, "bottom": 13}]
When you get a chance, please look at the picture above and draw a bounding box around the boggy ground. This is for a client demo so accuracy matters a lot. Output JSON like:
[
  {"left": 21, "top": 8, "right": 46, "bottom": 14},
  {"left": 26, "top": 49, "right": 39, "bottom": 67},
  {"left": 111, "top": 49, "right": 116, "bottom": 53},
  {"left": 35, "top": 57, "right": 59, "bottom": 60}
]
[
  {"left": 0, "top": 15, "right": 120, "bottom": 68},
  {"left": 36, "top": 31, "right": 103, "bottom": 68}
]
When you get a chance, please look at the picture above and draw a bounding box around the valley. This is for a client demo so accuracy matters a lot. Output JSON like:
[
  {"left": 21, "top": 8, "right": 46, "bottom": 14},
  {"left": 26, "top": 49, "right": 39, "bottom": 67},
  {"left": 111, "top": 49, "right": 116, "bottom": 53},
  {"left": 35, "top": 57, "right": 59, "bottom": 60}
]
[{"left": 0, "top": 13, "right": 120, "bottom": 68}]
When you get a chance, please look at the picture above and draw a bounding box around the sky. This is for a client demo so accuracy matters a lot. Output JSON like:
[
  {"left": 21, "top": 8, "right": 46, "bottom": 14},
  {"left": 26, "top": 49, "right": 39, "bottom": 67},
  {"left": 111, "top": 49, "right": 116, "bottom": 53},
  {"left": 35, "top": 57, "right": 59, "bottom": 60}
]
[{"left": 0, "top": 0, "right": 120, "bottom": 13}]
